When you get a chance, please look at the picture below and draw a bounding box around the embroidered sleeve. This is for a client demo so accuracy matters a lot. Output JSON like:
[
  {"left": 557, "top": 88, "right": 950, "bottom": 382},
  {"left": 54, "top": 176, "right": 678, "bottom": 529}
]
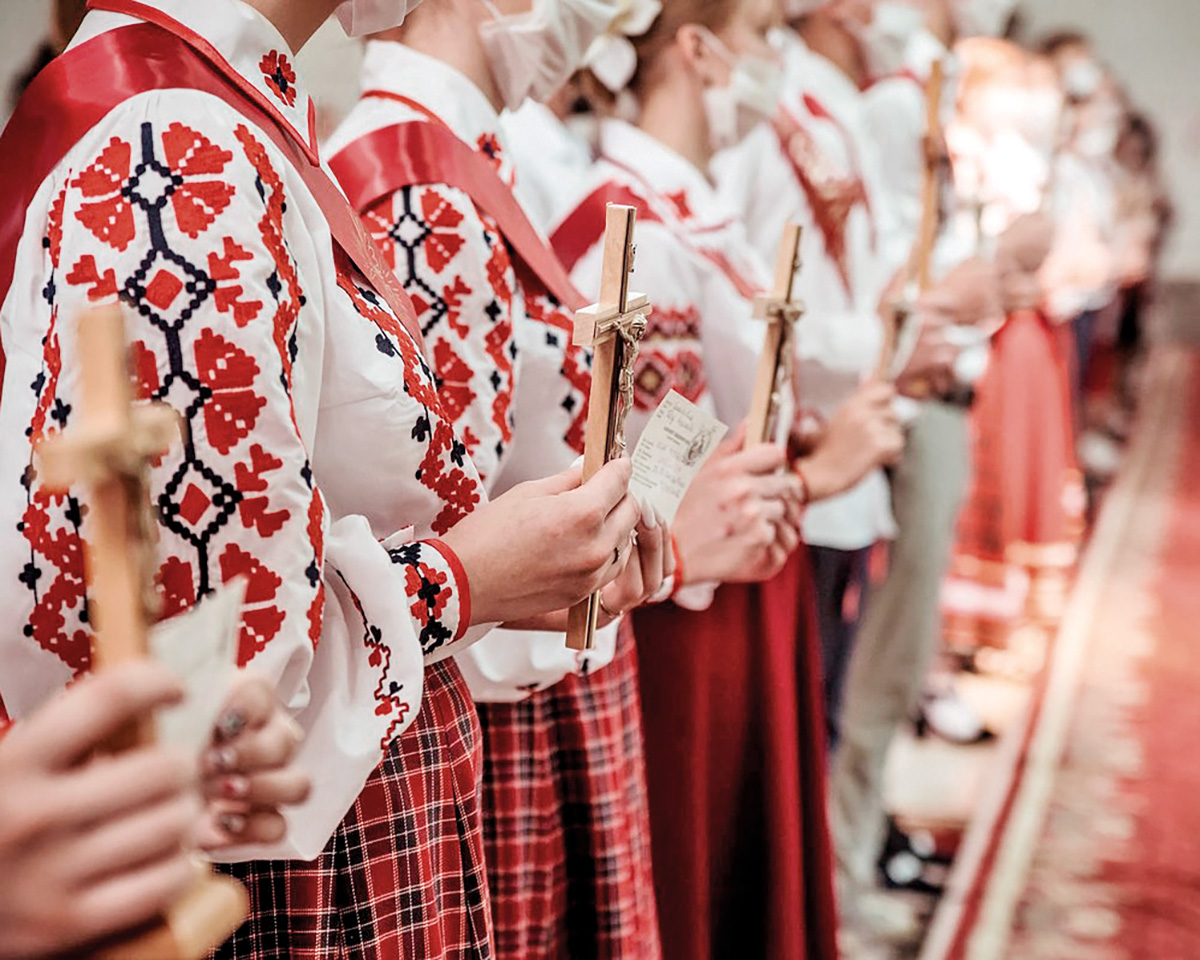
[
  {"left": 17, "top": 108, "right": 456, "bottom": 855},
  {"left": 568, "top": 218, "right": 711, "bottom": 451},
  {"left": 363, "top": 183, "right": 519, "bottom": 490}
]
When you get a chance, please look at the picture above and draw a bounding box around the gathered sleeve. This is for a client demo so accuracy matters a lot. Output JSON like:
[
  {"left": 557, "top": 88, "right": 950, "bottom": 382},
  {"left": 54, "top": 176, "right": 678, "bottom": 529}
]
[{"left": 6, "top": 97, "right": 476, "bottom": 859}]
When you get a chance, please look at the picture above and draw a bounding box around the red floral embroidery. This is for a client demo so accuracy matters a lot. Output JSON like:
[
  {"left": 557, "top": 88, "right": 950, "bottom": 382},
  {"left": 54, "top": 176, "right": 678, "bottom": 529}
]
[
  {"left": 156, "top": 556, "right": 197, "bottom": 619},
  {"left": 235, "top": 126, "right": 304, "bottom": 391},
  {"left": 20, "top": 493, "right": 89, "bottom": 675},
  {"left": 664, "top": 189, "right": 694, "bottom": 221},
  {"left": 484, "top": 241, "right": 513, "bottom": 308},
  {"left": 72, "top": 126, "right": 235, "bottom": 252},
  {"left": 194, "top": 328, "right": 267, "bottom": 455},
  {"left": 436, "top": 275, "right": 473, "bottom": 339},
  {"left": 431, "top": 339, "right": 477, "bottom": 424},
  {"left": 306, "top": 493, "right": 325, "bottom": 648},
  {"left": 363, "top": 205, "right": 398, "bottom": 270},
  {"left": 631, "top": 304, "right": 708, "bottom": 409},
  {"left": 130, "top": 341, "right": 161, "bottom": 399},
  {"left": 483, "top": 321, "right": 515, "bottom": 445},
  {"left": 476, "top": 132, "right": 504, "bottom": 174},
  {"left": 259, "top": 51, "right": 298, "bottom": 108},
  {"left": 160, "top": 123, "right": 236, "bottom": 238},
  {"left": 65, "top": 254, "right": 119, "bottom": 302},
  {"left": 208, "top": 237, "right": 263, "bottom": 327},
  {"left": 72, "top": 137, "right": 135, "bottom": 251},
  {"left": 404, "top": 561, "right": 450, "bottom": 625},
  {"left": 235, "top": 444, "right": 290, "bottom": 536},
  {"left": 526, "top": 293, "right": 591, "bottom": 454},
  {"left": 419, "top": 190, "right": 466, "bottom": 272},
  {"left": 218, "top": 543, "right": 284, "bottom": 666}
]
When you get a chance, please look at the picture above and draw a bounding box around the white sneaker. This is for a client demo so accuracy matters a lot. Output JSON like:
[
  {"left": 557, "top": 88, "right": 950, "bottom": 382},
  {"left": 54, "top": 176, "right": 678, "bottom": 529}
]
[{"left": 922, "top": 683, "right": 988, "bottom": 744}]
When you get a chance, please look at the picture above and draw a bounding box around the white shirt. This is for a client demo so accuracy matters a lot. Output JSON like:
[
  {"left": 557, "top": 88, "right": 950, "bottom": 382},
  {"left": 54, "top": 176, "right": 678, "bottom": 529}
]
[
  {"left": 0, "top": 0, "right": 492, "bottom": 860},
  {"left": 328, "top": 45, "right": 619, "bottom": 700},
  {"left": 715, "top": 30, "right": 896, "bottom": 551}
]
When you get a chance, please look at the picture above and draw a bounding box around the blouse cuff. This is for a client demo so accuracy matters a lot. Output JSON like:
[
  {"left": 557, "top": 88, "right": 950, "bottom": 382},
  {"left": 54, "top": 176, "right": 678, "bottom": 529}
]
[{"left": 386, "top": 539, "right": 471, "bottom": 656}]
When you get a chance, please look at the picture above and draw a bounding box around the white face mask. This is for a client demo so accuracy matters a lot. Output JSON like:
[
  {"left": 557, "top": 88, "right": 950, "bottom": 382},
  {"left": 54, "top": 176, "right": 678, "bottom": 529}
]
[
  {"left": 479, "top": 0, "right": 620, "bottom": 111},
  {"left": 1062, "top": 59, "right": 1103, "bottom": 101},
  {"left": 335, "top": 0, "right": 424, "bottom": 37},
  {"left": 853, "top": 2, "right": 925, "bottom": 78},
  {"left": 953, "top": 0, "right": 1017, "bottom": 38},
  {"left": 697, "top": 28, "right": 783, "bottom": 153}
]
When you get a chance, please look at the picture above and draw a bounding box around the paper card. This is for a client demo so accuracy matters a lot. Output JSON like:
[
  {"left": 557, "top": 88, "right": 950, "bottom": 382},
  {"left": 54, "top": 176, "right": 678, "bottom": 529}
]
[
  {"left": 628, "top": 391, "right": 728, "bottom": 525},
  {"left": 891, "top": 307, "right": 926, "bottom": 381},
  {"left": 150, "top": 577, "right": 245, "bottom": 756}
]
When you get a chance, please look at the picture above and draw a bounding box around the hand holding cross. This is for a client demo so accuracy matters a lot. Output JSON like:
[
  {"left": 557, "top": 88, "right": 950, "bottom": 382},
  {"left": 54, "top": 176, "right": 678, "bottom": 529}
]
[{"left": 566, "top": 204, "right": 650, "bottom": 652}]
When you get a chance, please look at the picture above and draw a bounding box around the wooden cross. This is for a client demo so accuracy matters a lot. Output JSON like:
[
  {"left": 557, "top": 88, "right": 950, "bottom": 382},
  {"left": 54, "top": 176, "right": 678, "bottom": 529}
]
[
  {"left": 748, "top": 222, "right": 804, "bottom": 445},
  {"left": 877, "top": 59, "right": 946, "bottom": 382},
  {"left": 36, "top": 305, "right": 248, "bottom": 960},
  {"left": 566, "top": 204, "right": 650, "bottom": 652}
]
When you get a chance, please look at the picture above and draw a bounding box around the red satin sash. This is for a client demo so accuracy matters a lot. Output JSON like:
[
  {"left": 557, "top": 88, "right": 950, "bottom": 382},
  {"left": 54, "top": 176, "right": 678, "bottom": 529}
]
[
  {"left": 329, "top": 111, "right": 586, "bottom": 313},
  {"left": 0, "top": 10, "right": 424, "bottom": 396},
  {"left": 551, "top": 181, "right": 760, "bottom": 302}
]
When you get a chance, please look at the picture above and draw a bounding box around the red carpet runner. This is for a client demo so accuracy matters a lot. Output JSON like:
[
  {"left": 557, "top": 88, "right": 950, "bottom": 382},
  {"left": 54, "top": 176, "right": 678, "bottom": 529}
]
[{"left": 922, "top": 349, "right": 1200, "bottom": 960}]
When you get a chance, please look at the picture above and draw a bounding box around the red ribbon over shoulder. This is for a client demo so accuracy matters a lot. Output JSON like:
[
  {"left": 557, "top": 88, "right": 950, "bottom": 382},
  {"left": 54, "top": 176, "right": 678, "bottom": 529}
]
[
  {"left": 0, "top": 13, "right": 424, "bottom": 397},
  {"left": 329, "top": 113, "right": 587, "bottom": 314}
]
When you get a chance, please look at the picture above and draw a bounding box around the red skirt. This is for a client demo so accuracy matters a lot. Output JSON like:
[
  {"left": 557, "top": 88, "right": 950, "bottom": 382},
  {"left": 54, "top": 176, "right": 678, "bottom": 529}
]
[
  {"left": 216, "top": 659, "right": 492, "bottom": 960},
  {"left": 944, "top": 310, "right": 1084, "bottom": 647},
  {"left": 632, "top": 552, "right": 838, "bottom": 960},
  {"left": 477, "top": 619, "right": 660, "bottom": 960}
]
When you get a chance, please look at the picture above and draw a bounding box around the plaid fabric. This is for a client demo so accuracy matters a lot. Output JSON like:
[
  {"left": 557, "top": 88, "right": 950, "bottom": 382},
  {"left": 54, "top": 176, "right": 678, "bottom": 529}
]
[
  {"left": 478, "top": 619, "right": 661, "bottom": 960},
  {"left": 216, "top": 659, "right": 493, "bottom": 960}
]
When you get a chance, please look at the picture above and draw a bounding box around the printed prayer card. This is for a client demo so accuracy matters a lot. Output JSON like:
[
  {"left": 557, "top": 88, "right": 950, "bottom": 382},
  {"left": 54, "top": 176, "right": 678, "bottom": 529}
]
[
  {"left": 151, "top": 578, "right": 246, "bottom": 755},
  {"left": 629, "top": 391, "right": 728, "bottom": 525}
]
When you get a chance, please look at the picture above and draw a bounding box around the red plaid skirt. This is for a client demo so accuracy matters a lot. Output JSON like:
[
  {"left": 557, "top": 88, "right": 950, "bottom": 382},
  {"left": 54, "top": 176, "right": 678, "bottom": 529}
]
[
  {"left": 477, "top": 619, "right": 661, "bottom": 960},
  {"left": 215, "top": 659, "right": 493, "bottom": 960}
]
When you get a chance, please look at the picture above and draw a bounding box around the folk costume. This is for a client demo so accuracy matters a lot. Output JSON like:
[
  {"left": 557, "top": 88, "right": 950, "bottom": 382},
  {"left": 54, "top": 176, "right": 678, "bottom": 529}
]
[
  {"left": 553, "top": 117, "right": 838, "bottom": 960},
  {"left": 0, "top": 2, "right": 501, "bottom": 957},
  {"left": 714, "top": 27, "right": 895, "bottom": 743},
  {"left": 326, "top": 41, "right": 660, "bottom": 960},
  {"left": 829, "top": 29, "right": 980, "bottom": 904},
  {"left": 941, "top": 65, "right": 1084, "bottom": 652}
]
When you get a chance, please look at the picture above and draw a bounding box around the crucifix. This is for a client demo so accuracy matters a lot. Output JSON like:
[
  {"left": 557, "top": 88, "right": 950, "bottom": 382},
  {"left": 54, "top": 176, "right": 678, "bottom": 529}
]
[
  {"left": 748, "top": 222, "right": 805, "bottom": 445},
  {"left": 877, "top": 58, "right": 946, "bottom": 382},
  {"left": 37, "top": 305, "right": 249, "bottom": 959},
  {"left": 566, "top": 203, "right": 650, "bottom": 652}
]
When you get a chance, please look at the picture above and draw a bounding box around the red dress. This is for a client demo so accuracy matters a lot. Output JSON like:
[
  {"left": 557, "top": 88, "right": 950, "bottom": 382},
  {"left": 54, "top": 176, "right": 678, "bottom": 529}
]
[
  {"left": 634, "top": 554, "right": 838, "bottom": 960},
  {"left": 943, "top": 309, "right": 1085, "bottom": 649},
  {"left": 554, "top": 118, "right": 838, "bottom": 960}
]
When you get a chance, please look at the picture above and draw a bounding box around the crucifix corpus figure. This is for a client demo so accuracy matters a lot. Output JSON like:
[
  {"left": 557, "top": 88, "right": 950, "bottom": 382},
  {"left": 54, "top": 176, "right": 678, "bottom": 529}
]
[
  {"left": 566, "top": 204, "right": 650, "bottom": 652},
  {"left": 36, "top": 304, "right": 248, "bottom": 960},
  {"left": 749, "top": 222, "right": 805, "bottom": 445}
]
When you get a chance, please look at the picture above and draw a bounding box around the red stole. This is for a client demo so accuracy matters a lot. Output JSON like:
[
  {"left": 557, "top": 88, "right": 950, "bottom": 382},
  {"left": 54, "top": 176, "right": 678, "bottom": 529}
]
[
  {"left": 551, "top": 181, "right": 761, "bottom": 302},
  {"left": 328, "top": 101, "right": 586, "bottom": 314},
  {"left": 0, "top": 2, "right": 424, "bottom": 396}
]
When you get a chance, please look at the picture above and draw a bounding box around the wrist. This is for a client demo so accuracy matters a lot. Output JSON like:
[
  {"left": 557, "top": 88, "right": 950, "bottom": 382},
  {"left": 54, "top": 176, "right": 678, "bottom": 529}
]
[{"left": 388, "top": 539, "right": 471, "bottom": 655}]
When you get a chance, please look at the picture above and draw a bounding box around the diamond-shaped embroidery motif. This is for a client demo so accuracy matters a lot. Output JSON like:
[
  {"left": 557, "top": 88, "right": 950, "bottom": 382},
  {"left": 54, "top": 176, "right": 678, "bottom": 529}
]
[
  {"left": 159, "top": 456, "right": 240, "bottom": 552},
  {"left": 125, "top": 247, "right": 214, "bottom": 333},
  {"left": 126, "top": 160, "right": 180, "bottom": 213},
  {"left": 177, "top": 483, "right": 212, "bottom": 526}
]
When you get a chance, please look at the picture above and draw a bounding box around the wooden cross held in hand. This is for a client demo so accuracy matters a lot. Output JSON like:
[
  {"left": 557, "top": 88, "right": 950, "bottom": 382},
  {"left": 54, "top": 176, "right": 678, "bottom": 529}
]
[
  {"left": 36, "top": 305, "right": 249, "bottom": 960},
  {"left": 748, "top": 223, "right": 805, "bottom": 445},
  {"left": 877, "top": 59, "right": 947, "bottom": 382},
  {"left": 566, "top": 204, "right": 650, "bottom": 652}
]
